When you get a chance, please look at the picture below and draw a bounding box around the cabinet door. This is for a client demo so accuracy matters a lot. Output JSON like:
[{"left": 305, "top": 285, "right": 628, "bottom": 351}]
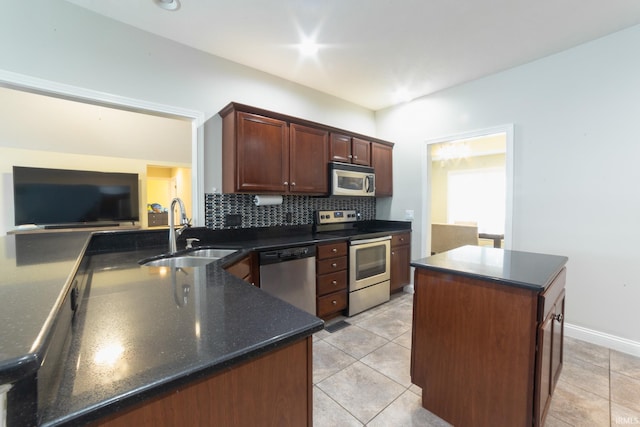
[
  {"left": 329, "top": 133, "right": 352, "bottom": 163},
  {"left": 390, "top": 244, "right": 411, "bottom": 291},
  {"left": 236, "top": 112, "right": 289, "bottom": 193},
  {"left": 371, "top": 142, "right": 393, "bottom": 196},
  {"left": 351, "top": 137, "right": 371, "bottom": 166},
  {"left": 535, "top": 309, "right": 553, "bottom": 427},
  {"left": 290, "top": 124, "right": 329, "bottom": 194},
  {"left": 551, "top": 291, "right": 565, "bottom": 387}
]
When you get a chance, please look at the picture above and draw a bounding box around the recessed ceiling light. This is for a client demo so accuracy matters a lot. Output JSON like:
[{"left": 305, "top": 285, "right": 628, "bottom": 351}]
[
  {"left": 298, "top": 39, "right": 319, "bottom": 56},
  {"left": 153, "top": 0, "right": 181, "bottom": 11}
]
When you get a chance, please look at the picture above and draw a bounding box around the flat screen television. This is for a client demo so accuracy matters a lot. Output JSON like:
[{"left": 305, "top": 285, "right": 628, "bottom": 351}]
[{"left": 13, "top": 166, "right": 140, "bottom": 228}]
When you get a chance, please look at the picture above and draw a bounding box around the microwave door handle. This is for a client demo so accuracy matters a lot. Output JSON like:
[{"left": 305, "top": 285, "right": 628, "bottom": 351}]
[{"left": 365, "top": 175, "right": 373, "bottom": 192}]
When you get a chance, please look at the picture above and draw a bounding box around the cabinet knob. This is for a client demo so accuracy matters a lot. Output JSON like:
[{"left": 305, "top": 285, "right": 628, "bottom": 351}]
[
  {"left": 348, "top": 155, "right": 353, "bottom": 159},
  {"left": 353, "top": 155, "right": 358, "bottom": 159},
  {"left": 331, "top": 263, "right": 337, "bottom": 268},
  {"left": 332, "top": 280, "right": 337, "bottom": 285},
  {"left": 291, "top": 182, "right": 296, "bottom": 186},
  {"left": 331, "top": 248, "right": 338, "bottom": 253},
  {"left": 332, "top": 300, "right": 337, "bottom": 305},
  {"left": 392, "top": 251, "right": 395, "bottom": 255},
  {"left": 555, "top": 313, "right": 564, "bottom": 323}
]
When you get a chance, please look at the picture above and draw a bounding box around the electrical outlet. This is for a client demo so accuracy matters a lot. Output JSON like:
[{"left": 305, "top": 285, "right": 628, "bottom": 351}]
[{"left": 225, "top": 214, "right": 242, "bottom": 227}]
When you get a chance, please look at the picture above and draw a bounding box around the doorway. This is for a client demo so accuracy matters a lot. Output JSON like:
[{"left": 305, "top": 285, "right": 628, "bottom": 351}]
[{"left": 422, "top": 125, "right": 514, "bottom": 257}]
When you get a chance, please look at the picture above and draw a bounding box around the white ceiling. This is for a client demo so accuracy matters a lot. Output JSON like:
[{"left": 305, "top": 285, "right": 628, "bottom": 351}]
[{"left": 65, "top": 0, "right": 640, "bottom": 111}]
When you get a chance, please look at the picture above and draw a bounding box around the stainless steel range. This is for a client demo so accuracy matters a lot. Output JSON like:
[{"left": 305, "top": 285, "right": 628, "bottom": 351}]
[{"left": 315, "top": 210, "right": 391, "bottom": 316}]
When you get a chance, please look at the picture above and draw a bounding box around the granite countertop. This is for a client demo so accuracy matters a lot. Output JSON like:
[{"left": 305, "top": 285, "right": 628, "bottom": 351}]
[
  {"left": 1, "top": 222, "right": 411, "bottom": 426},
  {"left": 411, "top": 245, "right": 568, "bottom": 291}
]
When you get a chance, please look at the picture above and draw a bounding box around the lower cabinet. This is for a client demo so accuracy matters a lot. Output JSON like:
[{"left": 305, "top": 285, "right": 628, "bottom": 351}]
[
  {"left": 91, "top": 338, "right": 313, "bottom": 427},
  {"left": 224, "top": 252, "right": 258, "bottom": 286},
  {"left": 316, "top": 241, "right": 348, "bottom": 319},
  {"left": 390, "top": 232, "right": 411, "bottom": 292},
  {"left": 535, "top": 283, "right": 566, "bottom": 426},
  {"left": 411, "top": 266, "right": 566, "bottom": 427}
]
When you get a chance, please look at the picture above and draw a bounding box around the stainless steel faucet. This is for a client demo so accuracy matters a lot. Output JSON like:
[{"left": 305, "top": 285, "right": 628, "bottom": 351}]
[{"left": 169, "top": 197, "right": 190, "bottom": 254}]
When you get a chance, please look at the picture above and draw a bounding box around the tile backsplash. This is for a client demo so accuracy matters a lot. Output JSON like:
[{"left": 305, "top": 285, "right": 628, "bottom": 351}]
[{"left": 204, "top": 194, "right": 375, "bottom": 229}]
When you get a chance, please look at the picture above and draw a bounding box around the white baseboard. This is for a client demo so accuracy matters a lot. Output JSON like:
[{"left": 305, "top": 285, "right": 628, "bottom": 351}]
[{"left": 565, "top": 323, "right": 640, "bottom": 357}]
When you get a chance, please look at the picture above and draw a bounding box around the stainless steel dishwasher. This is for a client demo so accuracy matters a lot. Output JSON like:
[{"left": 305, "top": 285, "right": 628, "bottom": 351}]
[{"left": 259, "top": 245, "right": 317, "bottom": 315}]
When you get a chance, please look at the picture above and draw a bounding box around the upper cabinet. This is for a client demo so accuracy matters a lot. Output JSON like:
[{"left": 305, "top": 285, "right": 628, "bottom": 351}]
[
  {"left": 219, "top": 102, "right": 393, "bottom": 196},
  {"left": 329, "top": 133, "right": 371, "bottom": 166},
  {"left": 289, "top": 123, "right": 329, "bottom": 194},
  {"left": 371, "top": 142, "right": 393, "bottom": 197}
]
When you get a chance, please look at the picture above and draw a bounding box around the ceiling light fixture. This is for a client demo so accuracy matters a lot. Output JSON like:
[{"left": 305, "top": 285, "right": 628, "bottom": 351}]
[
  {"left": 153, "top": 0, "right": 181, "bottom": 11},
  {"left": 298, "top": 39, "right": 319, "bottom": 56}
]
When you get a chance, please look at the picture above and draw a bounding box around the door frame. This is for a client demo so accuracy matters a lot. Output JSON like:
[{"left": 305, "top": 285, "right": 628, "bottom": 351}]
[
  {"left": 0, "top": 69, "right": 206, "bottom": 226},
  {"left": 421, "top": 124, "right": 514, "bottom": 257}
]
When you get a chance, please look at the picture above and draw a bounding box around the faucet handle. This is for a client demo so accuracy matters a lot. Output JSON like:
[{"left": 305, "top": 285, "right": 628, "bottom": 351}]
[{"left": 185, "top": 238, "right": 200, "bottom": 249}]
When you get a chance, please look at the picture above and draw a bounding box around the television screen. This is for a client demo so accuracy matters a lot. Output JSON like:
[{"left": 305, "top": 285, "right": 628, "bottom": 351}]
[{"left": 13, "top": 166, "right": 140, "bottom": 227}]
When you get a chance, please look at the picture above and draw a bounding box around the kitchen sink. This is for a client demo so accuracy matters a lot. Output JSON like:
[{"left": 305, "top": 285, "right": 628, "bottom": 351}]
[{"left": 140, "top": 248, "right": 237, "bottom": 268}]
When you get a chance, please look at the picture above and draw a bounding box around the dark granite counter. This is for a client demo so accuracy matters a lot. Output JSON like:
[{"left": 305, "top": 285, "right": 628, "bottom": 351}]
[
  {"left": 0, "top": 222, "right": 410, "bottom": 426},
  {"left": 411, "top": 245, "right": 568, "bottom": 291}
]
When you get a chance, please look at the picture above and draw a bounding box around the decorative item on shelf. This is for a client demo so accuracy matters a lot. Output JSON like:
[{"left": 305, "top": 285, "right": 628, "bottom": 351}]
[{"left": 147, "top": 203, "right": 166, "bottom": 213}]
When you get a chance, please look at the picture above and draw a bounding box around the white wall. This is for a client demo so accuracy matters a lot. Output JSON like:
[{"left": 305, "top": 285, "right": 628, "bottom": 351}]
[
  {"left": 0, "top": 1, "right": 375, "bottom": 134},
  {"left": 376, "top": 25, "right": 640, "bottom": 347}
]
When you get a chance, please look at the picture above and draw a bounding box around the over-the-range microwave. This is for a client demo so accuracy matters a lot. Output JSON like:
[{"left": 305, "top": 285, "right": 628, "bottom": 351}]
[{"left": 330, "top": 162, "right": 375, "bottom": 197}]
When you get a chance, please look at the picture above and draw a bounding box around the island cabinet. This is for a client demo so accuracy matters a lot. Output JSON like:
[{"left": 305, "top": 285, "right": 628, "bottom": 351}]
[
  {"left": 390, "top": 231, "right": 411, "bottom": 292},
  {"left": 316, "top": 241, "right": 348, "bottom": 319},
  {"left": 371, "top": 142, "right": 393, "bottom": 197},
  {"left": 224, "top": 251, "right": 259, "bottom": 286},
  {"left": 410, "top": 246, "right": 568, "bottom": 427},
  {"left": 91, "top": 337, "right": 313, "bottom": 427},
  {"left": 220, "top": 105, "right": 328, "bottom": 195},
  {"left": 329, "top": 132, "right": 371, "bottom": 166}
]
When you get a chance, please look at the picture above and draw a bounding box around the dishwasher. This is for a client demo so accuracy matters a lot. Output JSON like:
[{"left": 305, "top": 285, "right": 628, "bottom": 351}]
[{"left": 259, "top": 245, "right": 317, "bottom": 316}]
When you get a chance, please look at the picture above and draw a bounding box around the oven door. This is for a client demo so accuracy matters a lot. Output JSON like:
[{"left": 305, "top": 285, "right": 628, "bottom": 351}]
[{"left": 349, "top": 236, "right": 391, "bottom": 290}]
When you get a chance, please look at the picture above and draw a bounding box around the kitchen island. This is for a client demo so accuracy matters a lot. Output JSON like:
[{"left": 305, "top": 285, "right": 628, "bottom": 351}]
[
  {"left": 410, "top": 245, "right": 568, "bottom": 427},
  {"left": 0, "top": 228, "right": 328, "bottom": 426}
]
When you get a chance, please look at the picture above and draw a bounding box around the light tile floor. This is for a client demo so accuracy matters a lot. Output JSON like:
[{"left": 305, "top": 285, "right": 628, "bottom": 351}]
[{"left": 313, "top": 291, "right": 640, "bottom": 426}]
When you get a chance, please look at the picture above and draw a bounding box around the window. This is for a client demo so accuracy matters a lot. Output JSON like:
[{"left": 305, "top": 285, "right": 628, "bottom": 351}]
[{"left": 447, "top": 167, "right": 505, "bottom": 234}]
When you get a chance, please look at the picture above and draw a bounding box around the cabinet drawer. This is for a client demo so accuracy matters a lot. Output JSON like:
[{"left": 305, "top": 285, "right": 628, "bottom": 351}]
[
  {"left": 317, "top": 256, "right": 348, "bottom": 275},
  {"left": 539, "top": 267, "right": 566, "bottom": 321},
  {"left": 317, "top": 271, "right": 348, "bottom": 296},
  {"left": 391, "top": 232, "right": 411, "bottom": 247},
  {"left": 317, "top": 242, "right": 348, "bottom": 259},
  {"left": 317, "top": 290, "right": 347, "bottom": 317}
]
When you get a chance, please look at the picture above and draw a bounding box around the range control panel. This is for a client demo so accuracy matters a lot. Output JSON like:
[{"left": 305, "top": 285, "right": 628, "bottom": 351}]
[{"left": 315, "top": 210, "right": 358, "bottom": 225}]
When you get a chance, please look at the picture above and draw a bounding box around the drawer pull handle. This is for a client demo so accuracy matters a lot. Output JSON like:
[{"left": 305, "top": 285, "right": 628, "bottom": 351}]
[{"left": 555, "top": 313, "right": 564, "bottom": 322}]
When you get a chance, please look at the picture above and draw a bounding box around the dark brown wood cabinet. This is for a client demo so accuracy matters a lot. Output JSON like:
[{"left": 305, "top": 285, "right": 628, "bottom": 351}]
[
  {"left": 390, "top": 232, "right": 411, "bottom": 292},
  {"left": 411, "top": 261, "right": 567, "bottom": 427},
  {"left": 147, "top": 212, "right": 168, "bottom": 227},
  {"left": 224, "top": 252, "right": 258, "bottom": 286},
  {"left": 316, "top": 241, "right": 348, "bottom": 319},
  {"left": 535, "top": 275, "right": 566, "bottom": 426},
  {"left": 220, "top": 103, "right": 394, "bottom": 197},
  {"left": 371, "top": 142, "right": 393, "bottom": 197},
  {"left": 92, "top": 338, "right": 313, "bottom": 427},
  {"left": 221, "top": 106, "right": 328, "bottom": 195},
  {"left": 329, "top": 133, "right": 371, "bottom": 166},
  {"left": 290, "top": 123, "right": 329, "bottom": 194},
  {"left": 222, "top": 110, "right": 289, "bottom": 193}
]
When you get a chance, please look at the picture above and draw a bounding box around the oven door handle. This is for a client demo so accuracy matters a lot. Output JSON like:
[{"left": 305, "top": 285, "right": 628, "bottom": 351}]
[{"left": 350, "top": 235, "right": 392, "bottom": 245}]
